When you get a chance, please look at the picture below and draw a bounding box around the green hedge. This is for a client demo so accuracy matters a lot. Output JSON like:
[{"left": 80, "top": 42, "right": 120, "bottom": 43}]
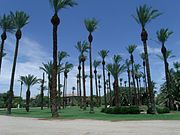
[
  {"left": 101, "top": 106, "right": 140, "bottom": 114},
  {"left": 156, "top": 107, "right": 170, "bottom": 114}
]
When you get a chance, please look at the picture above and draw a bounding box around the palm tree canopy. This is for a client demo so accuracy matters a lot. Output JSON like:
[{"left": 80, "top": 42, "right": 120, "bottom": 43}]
[
  {"left": 127, "top": 44, "right": 137, "bottom": 54},
  {"left": 98, "top": 49, "right": 109, "bottom": 60},
  {"left": 75, "top": 41, "right": 89, "bottom": 55},
  {"left": 157, "top": 28, "right": 173, "bottom": 44},
  {"left": 107, "top": 63, "right": 126, "bottom": 80},
  {"left": 0, "top": 14, "right": 15, "bottom": 33},
  {"left": 133, "top": 4, "right": 162, "bottom": 28},
  {"left": 84, "top": 18, "right": 98, "bottom": 33},
  {"left": 49, "top": 0, "right": 77, "bottom": 14},
  {"left": 10, "top": 11, "right": 29, "bottom": 30},
  {"left": 58, "top": 51, "right": 69, "bottom": 63},
  {"left": 157, "top": 50, "right": 175, "bottom": 60},
  {"left": 40, "top": 62, "right": 53, "bottom": 77},
  {"left": 64, "top": 62, "right": 73, "bottom": 73},
  {"left": 113, "top": 55, "right": 122, "bottom": 64},
  {"left": 93, "top": 60, "right": 101, "bottom": 68},
  {"left": 20, "top": 74, "right": 39, "bottom": 88}
]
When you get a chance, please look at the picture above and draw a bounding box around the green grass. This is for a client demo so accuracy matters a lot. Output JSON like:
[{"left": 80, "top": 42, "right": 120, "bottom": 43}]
[{"left": 0, "top": 107, "right": 180, "bottom": 121}]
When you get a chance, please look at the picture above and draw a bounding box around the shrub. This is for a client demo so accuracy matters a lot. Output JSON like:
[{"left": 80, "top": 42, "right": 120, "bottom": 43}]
[
  {"left": 156, "top": 107, "right": 170, "bottom": 114},
  {"left": 101, "top": 106, "right": 140, "bottom": 114}
]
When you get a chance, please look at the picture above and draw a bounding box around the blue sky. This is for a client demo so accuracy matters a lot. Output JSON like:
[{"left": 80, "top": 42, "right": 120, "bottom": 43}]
[{"left": 0, "top": 0, "right": 179, "bottom": 98}]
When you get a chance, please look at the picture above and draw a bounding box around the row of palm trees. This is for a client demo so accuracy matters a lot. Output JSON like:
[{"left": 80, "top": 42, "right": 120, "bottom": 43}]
[{"left": 0, "top": 11, "right": 29, "bottom": 114}]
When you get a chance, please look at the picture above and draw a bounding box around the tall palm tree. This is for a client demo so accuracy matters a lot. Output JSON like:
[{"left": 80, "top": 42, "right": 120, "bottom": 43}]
[
  {"left": 98, "top": 74, "right": 102, "bottom": 106},
  {"left": 40, "top": 62, "right": 53, "bottom": 109},
  {"left": 62, "top": 62, "right": 73, "bottom": 108},
  {"left": 57, "top": 51, "right": 69, "bottom": 109},
  {"left": 93, "top": 60, "right": 101, "bottom": 107},
  {"left": 133, "top": 4, "right": 161, "bottom": 114},
  {"left": 49, "top": 0, "right": 77, "bottom": 117},
  {"left": 75, "top": 41, "right": 89, "bottom": 110},
  {"left": 157, "top": 28, "right": 173, "bottom": 109},
  {"left": 0, "top": 14, "right": 14, "bottom": 73},
  {"left": 125, "top": 59, "right": 132, "bottom": 105},
  {"left": 99, "top": 49, "right": 109, "bottom": 109},
  {"left": 106, "top": 65, "right": 112, "bottom": 106},
  {"left": 77, "top": 56, "right": 82, "bottom": 108},
  {"left": 7, "top": 11, "right": 29, "bottom": 114},
  {"left": 20, "top": 74, "right": 39, "bottom": 112},
  {"left": 127, "top": 45, "right": 137, "bottom": 105},
  {"left": 107, "top": 55, "right": 126, "bottom": 107},
  {"left": 84, "top": 18, "right": 98, "bottom": 113}
]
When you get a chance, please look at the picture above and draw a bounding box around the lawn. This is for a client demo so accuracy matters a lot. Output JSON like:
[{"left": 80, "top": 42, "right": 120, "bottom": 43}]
[{"left": 0, "top": 107, "right": 180, "bottom": 121}]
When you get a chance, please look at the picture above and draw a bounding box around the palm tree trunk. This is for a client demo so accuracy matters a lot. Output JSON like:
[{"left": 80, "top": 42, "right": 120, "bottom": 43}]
[
  {"left": 26, "top": 88, "right": 30, "bottom": 112},
  {"left": 58, "top": 71, "right": 61, "bottom": 109},
  {"left": 136, "top": 77, "right": 140, "bottom": 105},
  {"left": 0, "top": 32, "right": 6, "bottom": 74},
  {"left": 48, "top": 76, "right": 51, "bottom": 109},
  {"left": 131, "top": 60, "right": 137, "bottom": 105},
  {"left": 94, "top": 70, "right": 99, "bottom": 107},
  {"left": 141, "top": 28, "right": 156, "bottom": 114},
  {"left": 98, "top": 79, "right": 101, "bottom": 107},
  {"left": 78, "top": 65, "right": 82, "bottom": 109},
  {"left": 41, "top": 73, "right": 45, "bottom": 110},
  {"left": 63, "top": 75, "right": 66, "bottom": 109},
  {"left": 102, "top": 60, "right": 107, "bottom": 109},
  {"left": 7, "top": 30, "right": 21, "bottom": 114},
  {"left": 51, "top": 14, "right": 59, "bottom": 117},
  {"left": 89, "top": 33, "right": 94, "bottom": 113},
  {"left": 19, "top": 82, "right": 23, "bottom": 108},
  {"left": 108, "top": 73, "right": 112, "bottom": 106},
  {"left": 82, "top": 60, "right": 86, "bottom": 110},
  {"left": 143, "top": 61, "right": 148, "bottom": 95},
  {"left": 127, "top": 69, "right": 132, "bottom": 105},
  {"left": 114, "top": 79, "right": 120, "bottom": 107}
]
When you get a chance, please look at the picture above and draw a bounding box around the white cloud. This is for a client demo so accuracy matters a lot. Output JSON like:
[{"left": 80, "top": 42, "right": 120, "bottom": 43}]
[{"left": 137, "top": 45, "right": 161, "bottom": 55}]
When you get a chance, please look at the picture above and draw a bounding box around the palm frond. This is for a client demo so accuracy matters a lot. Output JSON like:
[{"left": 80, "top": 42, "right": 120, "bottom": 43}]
[
  {"left": 156, "top": 28, "right": 173, "bottom": 44},
  {"left": 127, "top": 44, "right": 137, "bottom": 54},
  {"left": 84, "top": 18, "right": 98, "bottom": 33},
  {"left": 98, "top": 49, "right": 109, "bottom": 59},
  {"left": 0, "top": 14, "right": 15, "bottom": 33}
]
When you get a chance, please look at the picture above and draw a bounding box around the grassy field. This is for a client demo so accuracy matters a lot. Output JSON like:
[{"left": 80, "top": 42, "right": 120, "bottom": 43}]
[{"left": 0, "top": 107, "right": 180, "bottom": 121}]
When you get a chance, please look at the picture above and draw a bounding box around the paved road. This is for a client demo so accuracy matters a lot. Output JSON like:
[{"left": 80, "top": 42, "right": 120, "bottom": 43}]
[{"left": 0, "top": 116, "right": 180, "bottom": 135}]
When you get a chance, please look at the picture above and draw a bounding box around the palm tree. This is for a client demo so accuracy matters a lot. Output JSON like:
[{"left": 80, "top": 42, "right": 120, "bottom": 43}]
[
  {"left": 0, "top": 14, "right": 14, "bottom": 73},
  {"left": 127, "top": 45, "right": 137, "bottom": 105},
  {"left": 40, "top": 62, "right": 53, "bottom": 109},
  {"left": 125, "top": 59, "right": 132, "bottom": 105},
  {"left": 20, "top": 74, "right": 39, "bottom": 112},
  {"left": 84, "top": 18, "right": 98, "bottom": 113},
  {"left": 49, "top": 0, "right": 77, "bottom": 117},
  {"left": 62, "top": 62, "right": 73, "bottom": 108},
  {"left": 93, "top": 60, "right": 101, "bottom": 107},
  {"left": 77, "top": 56, "right": 82, "bottom": 108},
  {"left": 75, "top": 41, "right": 89, "bottom": 110},
  {"left": 7, "top": 11, "right": 29, "bottom": 114},
  {"left": 133, "top": 4, "right": 161, "bottom": 114},
  {"left": 99, "top": 49, "right": 109, "bottom": 109},
  {"left": 107, "top": 55, "right": 126, "bottom": 107},
  {"left": 106, "top": 65, "right": 112, "bottom": 106},
  {"left": 140, "top": 53, "right": 148, "bottom": 95},
  {"left": 157, "top": 28, "right": 173, "bottom": 109},
  {"left": 57, "top": 51, "right": 69, "bottom": 109},
  {"left": 98, "top": 74, "right": 102, "bottom": 106},
  {"left": 157, "top": 50, "right": 175, "bottom": 109}
]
